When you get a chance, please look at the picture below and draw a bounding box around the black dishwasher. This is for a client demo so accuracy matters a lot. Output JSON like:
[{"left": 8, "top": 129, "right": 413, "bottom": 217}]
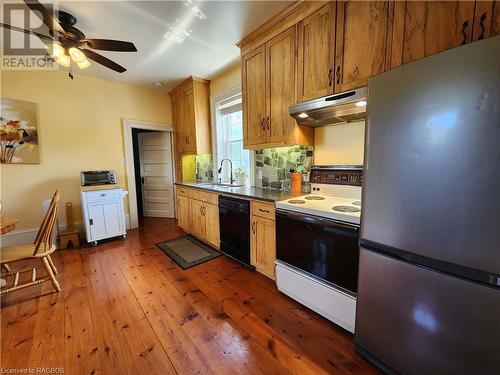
[{"left": 218, "top": 196, "right": 252, "bottom": 268}]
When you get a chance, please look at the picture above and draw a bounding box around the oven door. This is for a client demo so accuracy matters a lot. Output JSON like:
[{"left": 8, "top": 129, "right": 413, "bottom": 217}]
[{"left": 276, "top": 209, "right": 360, "bottom": 294}]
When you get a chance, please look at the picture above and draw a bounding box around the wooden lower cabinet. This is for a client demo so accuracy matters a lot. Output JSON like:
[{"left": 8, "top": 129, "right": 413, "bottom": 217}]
[
  {"left": 176, "top": 187, "right": 220, "bottom": 249},
  {"left": 189, "top": 199, "right": 206, "bottom": 239},
  {"left": 203, "top": 203, "right": 220, "bottom": 248},
  {"left": 176, "top": 195, "right": 190, "bottom": 231},
  {"left": 250, "top": 202, "right": 276, "bottom": 279}
]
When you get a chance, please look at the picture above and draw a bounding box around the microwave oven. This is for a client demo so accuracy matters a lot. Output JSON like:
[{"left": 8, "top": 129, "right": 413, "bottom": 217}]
[{"left": 81, "top": 170, "right": 117, "bottom": 186}]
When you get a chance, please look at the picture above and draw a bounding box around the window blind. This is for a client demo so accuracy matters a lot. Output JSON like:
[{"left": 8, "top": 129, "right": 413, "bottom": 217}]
[{"left": 218, "top": 93, "right": 242, "bottom": 116}]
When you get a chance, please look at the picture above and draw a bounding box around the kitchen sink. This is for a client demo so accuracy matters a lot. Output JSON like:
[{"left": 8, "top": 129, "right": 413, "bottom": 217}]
[{"left": 198, "top": 183, "right": 245, "bottom": 189}]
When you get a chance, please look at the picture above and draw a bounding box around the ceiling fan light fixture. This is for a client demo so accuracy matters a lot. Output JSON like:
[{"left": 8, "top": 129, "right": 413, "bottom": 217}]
[
  {"left": 77, "top": 58, "right": 91, "bottom": 69},
  {"left": 69, "top": 47, "right": 86, "bottom": 63}
]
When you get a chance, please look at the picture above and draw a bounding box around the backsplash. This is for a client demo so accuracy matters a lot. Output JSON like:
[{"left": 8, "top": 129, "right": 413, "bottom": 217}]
[
  {"left": 254, "top": 145, "right": 313, "bottom": 192},
  {"left": 195, "top": 154, "right": 213, "bottom": 182}
]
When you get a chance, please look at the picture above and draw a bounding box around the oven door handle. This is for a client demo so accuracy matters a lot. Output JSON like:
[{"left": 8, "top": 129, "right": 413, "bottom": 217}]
[{"left": 276, "top": 209, "right": 359, "bottom": 231}]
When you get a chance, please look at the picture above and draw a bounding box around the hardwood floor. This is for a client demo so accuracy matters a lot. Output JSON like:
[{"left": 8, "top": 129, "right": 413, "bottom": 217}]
[{"left": 1, "top": 218, "right": 381, "bottom": 375}]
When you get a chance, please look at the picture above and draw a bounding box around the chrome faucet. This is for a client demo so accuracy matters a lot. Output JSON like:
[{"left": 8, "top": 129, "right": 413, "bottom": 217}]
[{"left": 218, "top": 159, "right": 234, "bottom": 185}]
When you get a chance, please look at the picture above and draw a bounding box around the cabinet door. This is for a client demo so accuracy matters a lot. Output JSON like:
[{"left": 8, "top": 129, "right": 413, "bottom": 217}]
[
  {"left": 335, "top": 0, "right": 391, "bottom": 91},
  {"left": 390, "top": 1, "right": 475, "bottom": 68},
  {"left": 88, "top": 203, "right": 107, "bottom": 240},
  {"left": 266, "top": 26, "right": 297, "bottom": 144},
  {"left": 176, "top": 93, "right": 187, "bottom": 153},
  {"left": 189, "top": 199, "right": 205, "bottom": 239},
  {"left": 184, "top": 88, "right": 197, "bottom": 154},
  {"left": 251, "top": 216, "right": 276, "bottom": 279},
  {"left": 297, "top": 2, "right": 336, "bottom": 101},
  {"left": 204, "top": 203, "right": 220, "bottom": 249},
  {"left": 242, "top": 45, "right": 267, "bottom": 147},
  {"left": 177, "top": 195, "right": 190, "bottom": 231},
  {"left": 472, "top": 1, "right": 500, "bottom": 41},
  {"left": 103, "top": 201, "right": 122, "bottom": 237}
]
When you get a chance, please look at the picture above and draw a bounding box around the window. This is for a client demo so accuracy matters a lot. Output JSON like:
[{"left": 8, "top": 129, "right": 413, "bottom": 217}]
[{"left": 213, "top": 89, "right": 251, "bottom": 183}]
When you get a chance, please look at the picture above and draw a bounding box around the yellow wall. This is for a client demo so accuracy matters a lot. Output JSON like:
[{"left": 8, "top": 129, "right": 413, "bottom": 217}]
[
  {"left": 210, "top": 61, "right": 241, "bottom": 97},
  {"left": 314, "top": 121, "right": 365, "bottom": 165},
  {"left": 0, "top": 70, "right": 171, "bottom": 230}
]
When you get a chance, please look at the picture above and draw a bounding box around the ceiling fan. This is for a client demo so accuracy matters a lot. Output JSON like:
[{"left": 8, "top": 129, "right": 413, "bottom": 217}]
[{"left": 0, "top": 0, "right": 137, "bottom": 77}]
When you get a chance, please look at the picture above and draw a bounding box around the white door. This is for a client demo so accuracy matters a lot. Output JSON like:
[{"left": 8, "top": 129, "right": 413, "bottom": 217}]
[{"left": 139, "top": 132, "right": 175, "bottom": 218}]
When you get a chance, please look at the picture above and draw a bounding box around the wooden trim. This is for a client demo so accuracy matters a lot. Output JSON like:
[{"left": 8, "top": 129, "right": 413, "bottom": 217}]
[
  {"left": 238, "top": 1, "right": 329, "bottom": 56},
  {"left": 123, "top": 119, "right": 174, "bottom": 229},
  {"left": 389, "top": 0, "right": 406, "bottom": 69}
]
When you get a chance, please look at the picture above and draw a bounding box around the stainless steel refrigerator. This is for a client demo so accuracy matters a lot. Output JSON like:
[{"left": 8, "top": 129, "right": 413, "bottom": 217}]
[{"left": 355, "top": 36, "right": 500, "bottom": 375}]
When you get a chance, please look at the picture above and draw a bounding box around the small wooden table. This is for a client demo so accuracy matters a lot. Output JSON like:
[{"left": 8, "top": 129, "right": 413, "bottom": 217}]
[{"left": 1, "top": 217, "right": 19, "bottom": 287}]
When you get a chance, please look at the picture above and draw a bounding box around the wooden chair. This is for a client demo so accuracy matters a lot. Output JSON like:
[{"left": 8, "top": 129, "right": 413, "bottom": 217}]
[{"left": 0, "top": 191, "right": 61, "bottom": 294}]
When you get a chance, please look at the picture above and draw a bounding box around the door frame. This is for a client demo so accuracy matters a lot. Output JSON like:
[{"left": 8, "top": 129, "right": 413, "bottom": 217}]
[{"left": 123, "top": 119, "right": 174, "bottom": 229}]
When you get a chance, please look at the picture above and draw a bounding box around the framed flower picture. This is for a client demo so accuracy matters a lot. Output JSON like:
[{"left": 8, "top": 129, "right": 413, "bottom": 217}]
[{"left": 0, "top": 98, "right": 40, "bottom": 164}]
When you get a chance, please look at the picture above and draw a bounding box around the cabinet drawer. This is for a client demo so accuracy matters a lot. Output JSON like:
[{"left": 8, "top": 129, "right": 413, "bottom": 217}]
[
  {"left": 251, "top": 201, "right": 275, "bottom": 220},
  {"left": 85, "top": 189, "right": 122, "bottom": 202},
  {"left": 176, "top": 186, "right": 192, "bottom": 197},
  {"left": 189, "top": 189, "right": 219, "bottom": 205}
]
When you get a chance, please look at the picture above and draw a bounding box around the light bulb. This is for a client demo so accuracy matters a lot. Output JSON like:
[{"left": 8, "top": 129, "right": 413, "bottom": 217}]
[
  {"left": 55, "top": 54, "right": 70, "bottom": 67},
  {"left": 355, "top": 100, "right": 367, "bottom": 107},
  {"left": 298, "top": 112, "right": 309, "bottom": 118},
  {"left": 69, "top": 47, "right": 86, "bottom": 63},
  {"left": 46, "top": 43, "right": 65, "bottom": 59},
  {"left": 77, "top": 58, "right": 90, "bottom": 69}
]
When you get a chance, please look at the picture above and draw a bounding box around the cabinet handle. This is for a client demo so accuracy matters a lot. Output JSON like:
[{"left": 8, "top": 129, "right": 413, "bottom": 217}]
[
  {"left": 89, "top": 218, "right": 94, "bottom": 225},
  {"left": 336, "top": 66, "right": 341, "bottom": 85},
  {"left": 202, "top": 206, "right": 205, "bottom": 216},
  {"left": 461, "top": 20, "right": 469, "bottom": 45},
  {"left": 478, "top": 12, "right": 487, "bottom": 40},
  {"left": 266, "top": 116, "right": 270, "bottom": 130},
  {"left": 259, "top": 208, "right": 270, "bottom": 213},
  {"left": 260, "top": 116, "right": 264, "bottom": 131},
  {"left": 328, "top": 67, "right": 333, "bottom": 87},
  {"left": 252, "top": 221, "right": 256, "bottom": 234}
]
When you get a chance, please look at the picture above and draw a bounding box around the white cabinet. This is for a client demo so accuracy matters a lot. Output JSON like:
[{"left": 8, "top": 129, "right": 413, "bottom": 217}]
[{"left": 81, "top": 187, "right": 127, "bottom": 245}]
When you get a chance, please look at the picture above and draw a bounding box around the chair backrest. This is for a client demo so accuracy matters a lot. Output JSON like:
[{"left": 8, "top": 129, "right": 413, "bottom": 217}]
[{"left": 33, "top": 190, "right": 60, "bottom": 255}]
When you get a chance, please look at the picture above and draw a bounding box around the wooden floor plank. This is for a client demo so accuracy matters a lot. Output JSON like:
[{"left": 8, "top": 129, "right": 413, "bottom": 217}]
[{"left": 1, "top": 218, "right": 380, "bottom": 375}]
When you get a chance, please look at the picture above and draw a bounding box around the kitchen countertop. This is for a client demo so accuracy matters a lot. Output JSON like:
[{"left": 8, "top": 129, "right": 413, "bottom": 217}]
[{"left": 175, "top": 182, "right": 294, "bottom": 202}]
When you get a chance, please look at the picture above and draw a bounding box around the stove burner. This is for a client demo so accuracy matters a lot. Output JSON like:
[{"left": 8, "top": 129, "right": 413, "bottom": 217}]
[
  {"left": 352, "top": 201, "right": 361, "bottom": 206},
  {"left": 332, "top": 205, "right": 360, "bottom": 213},
  {"left": 288, "top": 199, "right": 306, "bottom": 204},
  {"left": 305, "top": 196, "right": 325, "bottom": 200}
]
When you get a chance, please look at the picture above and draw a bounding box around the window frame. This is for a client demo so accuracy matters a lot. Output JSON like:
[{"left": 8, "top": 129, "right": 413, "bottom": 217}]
[{"left": 210, "top": 85, "right": 254, "bottom": 185}]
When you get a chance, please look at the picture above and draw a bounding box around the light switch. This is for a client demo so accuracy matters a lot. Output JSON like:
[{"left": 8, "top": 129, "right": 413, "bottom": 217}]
[{"left": 258, "top": 170, "right": 263, "bottom": 180}]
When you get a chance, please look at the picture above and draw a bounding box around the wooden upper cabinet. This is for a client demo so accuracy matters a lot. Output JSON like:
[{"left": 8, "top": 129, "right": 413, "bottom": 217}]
[
  {"left": 267, "top": 27, "right": 297, "bottom": 144},
  {"left": 472, "top": 1, "right": 500, "bottom": 41},
  {"left": 297, "top": 3, "right": 336, "bottom": 101},
  {"left": 169, "top": 77, "right": 211, "bottom": 155},
  {"left": 390, "top": 1, "right": 476, "bottom": 68},
  {"left": 242, "top": 45, "right": 267, "bottom": 148},
  {"left": 335, "top": 0, "right": 392, "bottom": 92},
  {"left": 242, "top": 25, "right": 313, "bottom": 149}
]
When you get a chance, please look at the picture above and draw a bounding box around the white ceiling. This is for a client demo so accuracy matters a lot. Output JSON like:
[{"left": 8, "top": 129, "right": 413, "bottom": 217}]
[{"left": 5, "top": 1, "right": 292, "bottom": 91}]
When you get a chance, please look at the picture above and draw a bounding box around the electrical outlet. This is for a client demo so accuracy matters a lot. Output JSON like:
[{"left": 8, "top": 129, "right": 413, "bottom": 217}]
[{"left": 258, "top": 170, "right": 263, "bottom": 180}]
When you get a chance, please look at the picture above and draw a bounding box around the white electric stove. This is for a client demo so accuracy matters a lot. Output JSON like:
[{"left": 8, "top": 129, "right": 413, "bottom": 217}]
[
  {"left": 275, "top": 175, "right": 362, "bottom": 224},
  {"left": 275, "top": 166, "right": 363, "bottom": 333}
]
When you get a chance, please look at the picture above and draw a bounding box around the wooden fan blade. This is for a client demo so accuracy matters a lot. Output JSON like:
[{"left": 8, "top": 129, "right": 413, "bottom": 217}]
[
  {"left": 0, "top": 23, "right": 54, "bottom": 41},
  {"left": 81, "top": 49, "right": 126, "bottom": 73},
  {"left": 23, "top": 0, "right": 66, "bottom": 35},
  {"left": 81, "top": 39, "right": 137, "bottom": 52}
]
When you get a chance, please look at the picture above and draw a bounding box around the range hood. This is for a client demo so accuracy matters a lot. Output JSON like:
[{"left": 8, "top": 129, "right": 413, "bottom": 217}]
[{"left": 289, "top": 87, "right": 367, "bottom": 127}]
